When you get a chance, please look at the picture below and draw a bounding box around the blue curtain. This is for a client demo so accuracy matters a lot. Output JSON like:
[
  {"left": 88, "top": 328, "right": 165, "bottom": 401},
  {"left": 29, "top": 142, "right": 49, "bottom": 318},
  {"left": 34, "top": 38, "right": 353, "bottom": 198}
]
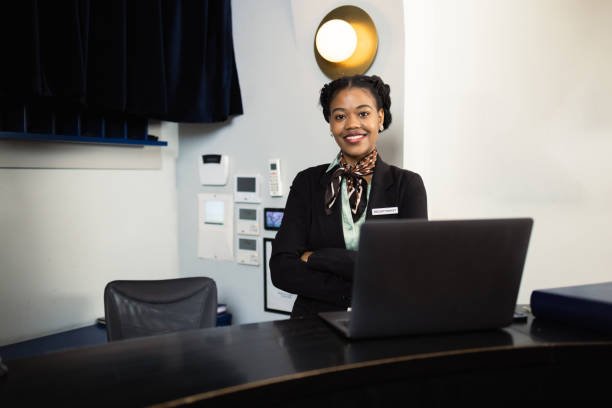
[{"left": 0, "top": 0, "right": 243, "bottom": 123}]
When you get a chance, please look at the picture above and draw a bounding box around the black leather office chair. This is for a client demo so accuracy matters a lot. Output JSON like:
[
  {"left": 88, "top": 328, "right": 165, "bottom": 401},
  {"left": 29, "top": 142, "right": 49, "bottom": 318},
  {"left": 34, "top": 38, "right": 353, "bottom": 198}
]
[{"left": 104, "top": 277, "right": 217, "bottom": 342}]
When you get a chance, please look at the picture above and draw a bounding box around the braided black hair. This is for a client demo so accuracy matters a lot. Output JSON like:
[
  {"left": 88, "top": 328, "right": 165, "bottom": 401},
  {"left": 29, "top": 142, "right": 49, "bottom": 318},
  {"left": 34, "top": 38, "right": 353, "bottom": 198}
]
[{"left": 319, "top": 74, "right": 392, "bottom": 130}]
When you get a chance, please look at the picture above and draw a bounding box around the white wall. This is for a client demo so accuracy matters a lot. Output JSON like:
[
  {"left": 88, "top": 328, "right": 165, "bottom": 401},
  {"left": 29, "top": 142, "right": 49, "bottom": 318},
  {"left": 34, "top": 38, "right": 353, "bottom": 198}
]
[
  {"left": 0, "top": 123, "right": 180, "bottom": 345},
  {"left": 176, "top": 0, "right": 405, "bottom": 324},
  {"left": 404, "top": 0, "right": 612, "bottom": 303}
]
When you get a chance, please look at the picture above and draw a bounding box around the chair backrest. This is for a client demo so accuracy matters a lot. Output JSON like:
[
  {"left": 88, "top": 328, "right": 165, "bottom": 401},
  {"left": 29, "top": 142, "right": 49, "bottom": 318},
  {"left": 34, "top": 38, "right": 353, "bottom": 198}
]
[{"left": 104, "top": 277, "right": 217, "bottom": 341}]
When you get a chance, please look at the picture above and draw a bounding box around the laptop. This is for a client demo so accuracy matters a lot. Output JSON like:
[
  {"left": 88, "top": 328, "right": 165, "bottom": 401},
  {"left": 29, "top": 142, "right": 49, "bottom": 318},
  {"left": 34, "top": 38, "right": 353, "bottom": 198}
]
[{"left": 319, "top": 218, "right": 533, "bottom": 339}]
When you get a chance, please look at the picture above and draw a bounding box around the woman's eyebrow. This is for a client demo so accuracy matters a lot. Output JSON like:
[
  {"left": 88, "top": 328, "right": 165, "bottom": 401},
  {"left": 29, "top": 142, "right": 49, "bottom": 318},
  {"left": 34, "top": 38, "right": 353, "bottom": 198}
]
[{"left": 331, "top": 104, "right": 374, "bottom": 113}]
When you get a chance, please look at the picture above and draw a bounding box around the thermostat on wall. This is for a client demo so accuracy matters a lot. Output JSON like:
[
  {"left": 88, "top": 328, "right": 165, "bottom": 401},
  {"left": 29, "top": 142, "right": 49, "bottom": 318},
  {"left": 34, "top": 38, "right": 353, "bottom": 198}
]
[
  {"left": 199, "top": 154, "right": 229, "bottom": 186},
  {"left": 236, "top": 207, "right": 260, "bottom": 236},
  {"left": 234, "top": 175, "right": 261, "bottom": 203},
  {"left": 236, "top": 237, "right": 259, "bottom": 266}
]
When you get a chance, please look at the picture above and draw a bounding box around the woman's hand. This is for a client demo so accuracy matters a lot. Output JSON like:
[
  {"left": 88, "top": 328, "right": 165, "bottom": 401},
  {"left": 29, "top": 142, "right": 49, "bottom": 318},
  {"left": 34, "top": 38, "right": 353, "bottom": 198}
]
[{"left": 300, "top": 251, "right": 314, "bottom": 263}]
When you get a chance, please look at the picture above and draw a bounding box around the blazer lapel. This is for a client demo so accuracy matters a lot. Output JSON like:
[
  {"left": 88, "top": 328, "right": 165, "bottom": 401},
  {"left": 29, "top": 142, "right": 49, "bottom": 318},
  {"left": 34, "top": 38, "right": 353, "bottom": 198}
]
[
  {"left": 367, "top": 156, "right": 395, "bottom": 219},
  {"left": 318, "top": 165, "right": 345, "bottom": 244}
]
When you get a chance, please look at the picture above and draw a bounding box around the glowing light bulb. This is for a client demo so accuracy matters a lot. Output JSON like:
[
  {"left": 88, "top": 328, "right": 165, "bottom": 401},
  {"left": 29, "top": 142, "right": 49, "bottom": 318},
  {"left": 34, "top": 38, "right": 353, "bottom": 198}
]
[{"left": 315, "top": 19, "right": 357, "bottom": 63}]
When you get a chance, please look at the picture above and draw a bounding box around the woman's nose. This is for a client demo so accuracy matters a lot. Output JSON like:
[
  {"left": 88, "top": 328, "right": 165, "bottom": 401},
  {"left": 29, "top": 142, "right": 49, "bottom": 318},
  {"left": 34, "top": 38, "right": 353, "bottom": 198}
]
[{"left": 345, "top": 114, "right": 359, "bottom": 128}]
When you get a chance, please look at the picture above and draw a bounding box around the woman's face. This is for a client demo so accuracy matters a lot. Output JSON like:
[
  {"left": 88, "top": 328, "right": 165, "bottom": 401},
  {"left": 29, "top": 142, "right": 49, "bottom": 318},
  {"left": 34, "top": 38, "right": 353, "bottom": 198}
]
[{"left": 328, "top": 87, "right": 384, "bottom": 166}]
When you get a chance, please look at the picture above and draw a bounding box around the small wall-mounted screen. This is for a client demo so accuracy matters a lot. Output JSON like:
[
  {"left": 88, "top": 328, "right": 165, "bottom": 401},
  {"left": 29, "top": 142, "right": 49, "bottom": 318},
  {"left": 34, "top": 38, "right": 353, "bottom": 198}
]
[
  {"left": 264, "top": 208, "right": 284, "bottom": 230},
  {"left": 237, "top": 177, "right": 256, "bottom": 192},
  {"left": 202, "top": 154, "right": 222, "bottom": 164},
  {"left": 239, "top": 238, "right": 257, "bottom": 251},
  {"left": 239, "top": 208, "right": 257, "bottom": 221}
]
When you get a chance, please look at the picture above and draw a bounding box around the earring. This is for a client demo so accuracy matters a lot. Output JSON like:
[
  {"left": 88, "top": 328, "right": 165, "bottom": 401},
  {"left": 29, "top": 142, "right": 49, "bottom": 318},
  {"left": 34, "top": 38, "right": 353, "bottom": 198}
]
[{"left": 379, "top": 126, "right": 384, "bottom": 132}]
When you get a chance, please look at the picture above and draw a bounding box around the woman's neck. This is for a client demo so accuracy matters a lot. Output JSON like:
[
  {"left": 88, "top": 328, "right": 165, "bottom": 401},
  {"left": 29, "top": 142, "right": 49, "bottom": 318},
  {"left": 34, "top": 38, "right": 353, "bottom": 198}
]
[{"left": 342, "top": 149, "right": 375, "bottom": 167}]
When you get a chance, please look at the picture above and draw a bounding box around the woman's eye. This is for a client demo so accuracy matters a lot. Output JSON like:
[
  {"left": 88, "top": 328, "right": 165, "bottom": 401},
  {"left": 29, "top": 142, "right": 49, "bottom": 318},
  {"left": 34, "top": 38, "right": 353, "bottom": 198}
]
[
  {"left": 334, "top": 114, "right": 345, "bottom": 121},
  {"left": 359, "top": 111, "right": 370, "bottom": 117}
]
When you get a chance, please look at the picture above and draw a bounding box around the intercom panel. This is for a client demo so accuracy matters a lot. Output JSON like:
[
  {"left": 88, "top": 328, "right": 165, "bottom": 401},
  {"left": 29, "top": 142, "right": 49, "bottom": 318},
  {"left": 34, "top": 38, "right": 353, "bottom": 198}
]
[
  {"left": 236, "top": 237, "right": 259, "bottom": 266},
  {"left": 236, "top": 206, "right": 260, "bottom": 236},
  {"left": 234, "top": 175, "right": 261, "bottom": 203},
  {"left": 264, "top": 208, "right": 285, "bottom": 231}
]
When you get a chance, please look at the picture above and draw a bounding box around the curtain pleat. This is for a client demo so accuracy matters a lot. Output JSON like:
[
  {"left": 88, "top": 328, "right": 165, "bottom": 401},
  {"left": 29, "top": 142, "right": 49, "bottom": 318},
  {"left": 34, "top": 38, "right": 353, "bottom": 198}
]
[{"left": 0, "top": 0, "right": 243, "bottom": 123}]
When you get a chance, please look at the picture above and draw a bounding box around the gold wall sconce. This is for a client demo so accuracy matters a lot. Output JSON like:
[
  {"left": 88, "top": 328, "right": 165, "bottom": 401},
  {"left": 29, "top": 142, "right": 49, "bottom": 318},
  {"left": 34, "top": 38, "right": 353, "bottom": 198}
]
[{"left": 314, "top": 5, "right": 378, "bottom": 79}]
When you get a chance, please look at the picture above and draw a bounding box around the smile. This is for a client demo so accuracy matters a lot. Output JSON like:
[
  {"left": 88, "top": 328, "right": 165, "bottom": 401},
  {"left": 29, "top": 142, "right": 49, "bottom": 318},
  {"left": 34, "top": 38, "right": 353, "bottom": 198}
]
[{"left": 344, "top": 133, "right": 367, "bottom": 143}]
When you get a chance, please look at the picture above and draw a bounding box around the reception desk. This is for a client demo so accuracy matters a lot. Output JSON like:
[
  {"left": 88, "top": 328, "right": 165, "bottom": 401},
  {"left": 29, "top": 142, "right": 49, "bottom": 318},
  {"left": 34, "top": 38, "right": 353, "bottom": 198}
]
[{"left": 1, "top": 313, "right": 611, "bottom": 406}]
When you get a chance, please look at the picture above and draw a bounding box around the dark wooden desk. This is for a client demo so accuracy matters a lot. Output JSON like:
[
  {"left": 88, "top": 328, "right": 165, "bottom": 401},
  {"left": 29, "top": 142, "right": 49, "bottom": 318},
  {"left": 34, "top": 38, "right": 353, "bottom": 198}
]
[{"left": 1, "top": 315, "right": 611, "bottom": 407}]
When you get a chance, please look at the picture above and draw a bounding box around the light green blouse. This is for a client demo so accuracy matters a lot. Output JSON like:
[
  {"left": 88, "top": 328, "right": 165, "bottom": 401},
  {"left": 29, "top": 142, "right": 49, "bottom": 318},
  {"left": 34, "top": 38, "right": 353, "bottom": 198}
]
[{"left": 326, "top": 156, "right": 371, "bottom": 251}]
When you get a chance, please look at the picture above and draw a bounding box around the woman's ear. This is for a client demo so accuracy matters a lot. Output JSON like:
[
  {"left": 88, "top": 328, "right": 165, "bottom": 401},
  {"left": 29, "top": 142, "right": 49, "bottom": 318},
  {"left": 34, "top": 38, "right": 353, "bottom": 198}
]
[{"left": 378, "top": 109, "right": 385, "bottom": 131}]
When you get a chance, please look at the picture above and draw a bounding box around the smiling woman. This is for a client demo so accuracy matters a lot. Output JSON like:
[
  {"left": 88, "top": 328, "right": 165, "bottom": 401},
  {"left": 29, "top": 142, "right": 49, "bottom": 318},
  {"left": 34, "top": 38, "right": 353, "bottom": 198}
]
[
  {"left": 328, "top": 87, "right": 383, "bottom": 166},
  {"left": 270, "top": 74, "right": 428, "bottom": 319}
]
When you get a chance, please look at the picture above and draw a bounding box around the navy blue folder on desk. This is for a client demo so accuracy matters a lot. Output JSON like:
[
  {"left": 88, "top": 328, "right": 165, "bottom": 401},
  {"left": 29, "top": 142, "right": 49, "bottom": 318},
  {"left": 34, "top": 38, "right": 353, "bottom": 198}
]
[{"left": 530, "top": 281, "right": 612, "bottom": 334}]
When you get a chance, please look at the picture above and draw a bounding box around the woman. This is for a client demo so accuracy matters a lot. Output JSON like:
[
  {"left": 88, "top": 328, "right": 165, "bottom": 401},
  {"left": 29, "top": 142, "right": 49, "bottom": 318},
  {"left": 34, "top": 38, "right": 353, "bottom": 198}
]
[{"left": 270, "top": 74, "right": 428, "bottom": 318}]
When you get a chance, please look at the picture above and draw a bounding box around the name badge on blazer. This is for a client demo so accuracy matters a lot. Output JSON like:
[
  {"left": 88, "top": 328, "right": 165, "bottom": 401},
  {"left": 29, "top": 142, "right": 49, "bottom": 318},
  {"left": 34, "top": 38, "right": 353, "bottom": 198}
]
[{"left": 372, "top": 207, "right": 399, "bottom": 216}]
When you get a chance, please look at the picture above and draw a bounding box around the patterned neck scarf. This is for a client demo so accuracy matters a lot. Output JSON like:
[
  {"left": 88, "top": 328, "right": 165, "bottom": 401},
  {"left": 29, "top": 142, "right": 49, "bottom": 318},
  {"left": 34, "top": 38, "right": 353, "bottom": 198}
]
[{"left": 325, "top": 148, "right": 378, "bottom": 221}]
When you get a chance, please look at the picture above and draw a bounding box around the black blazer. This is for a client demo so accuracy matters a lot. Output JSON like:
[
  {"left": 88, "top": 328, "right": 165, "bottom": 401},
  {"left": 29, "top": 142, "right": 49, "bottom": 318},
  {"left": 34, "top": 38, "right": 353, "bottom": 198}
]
[{"left": 270, "top": 156, "right": 428, "bottom": 318}]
